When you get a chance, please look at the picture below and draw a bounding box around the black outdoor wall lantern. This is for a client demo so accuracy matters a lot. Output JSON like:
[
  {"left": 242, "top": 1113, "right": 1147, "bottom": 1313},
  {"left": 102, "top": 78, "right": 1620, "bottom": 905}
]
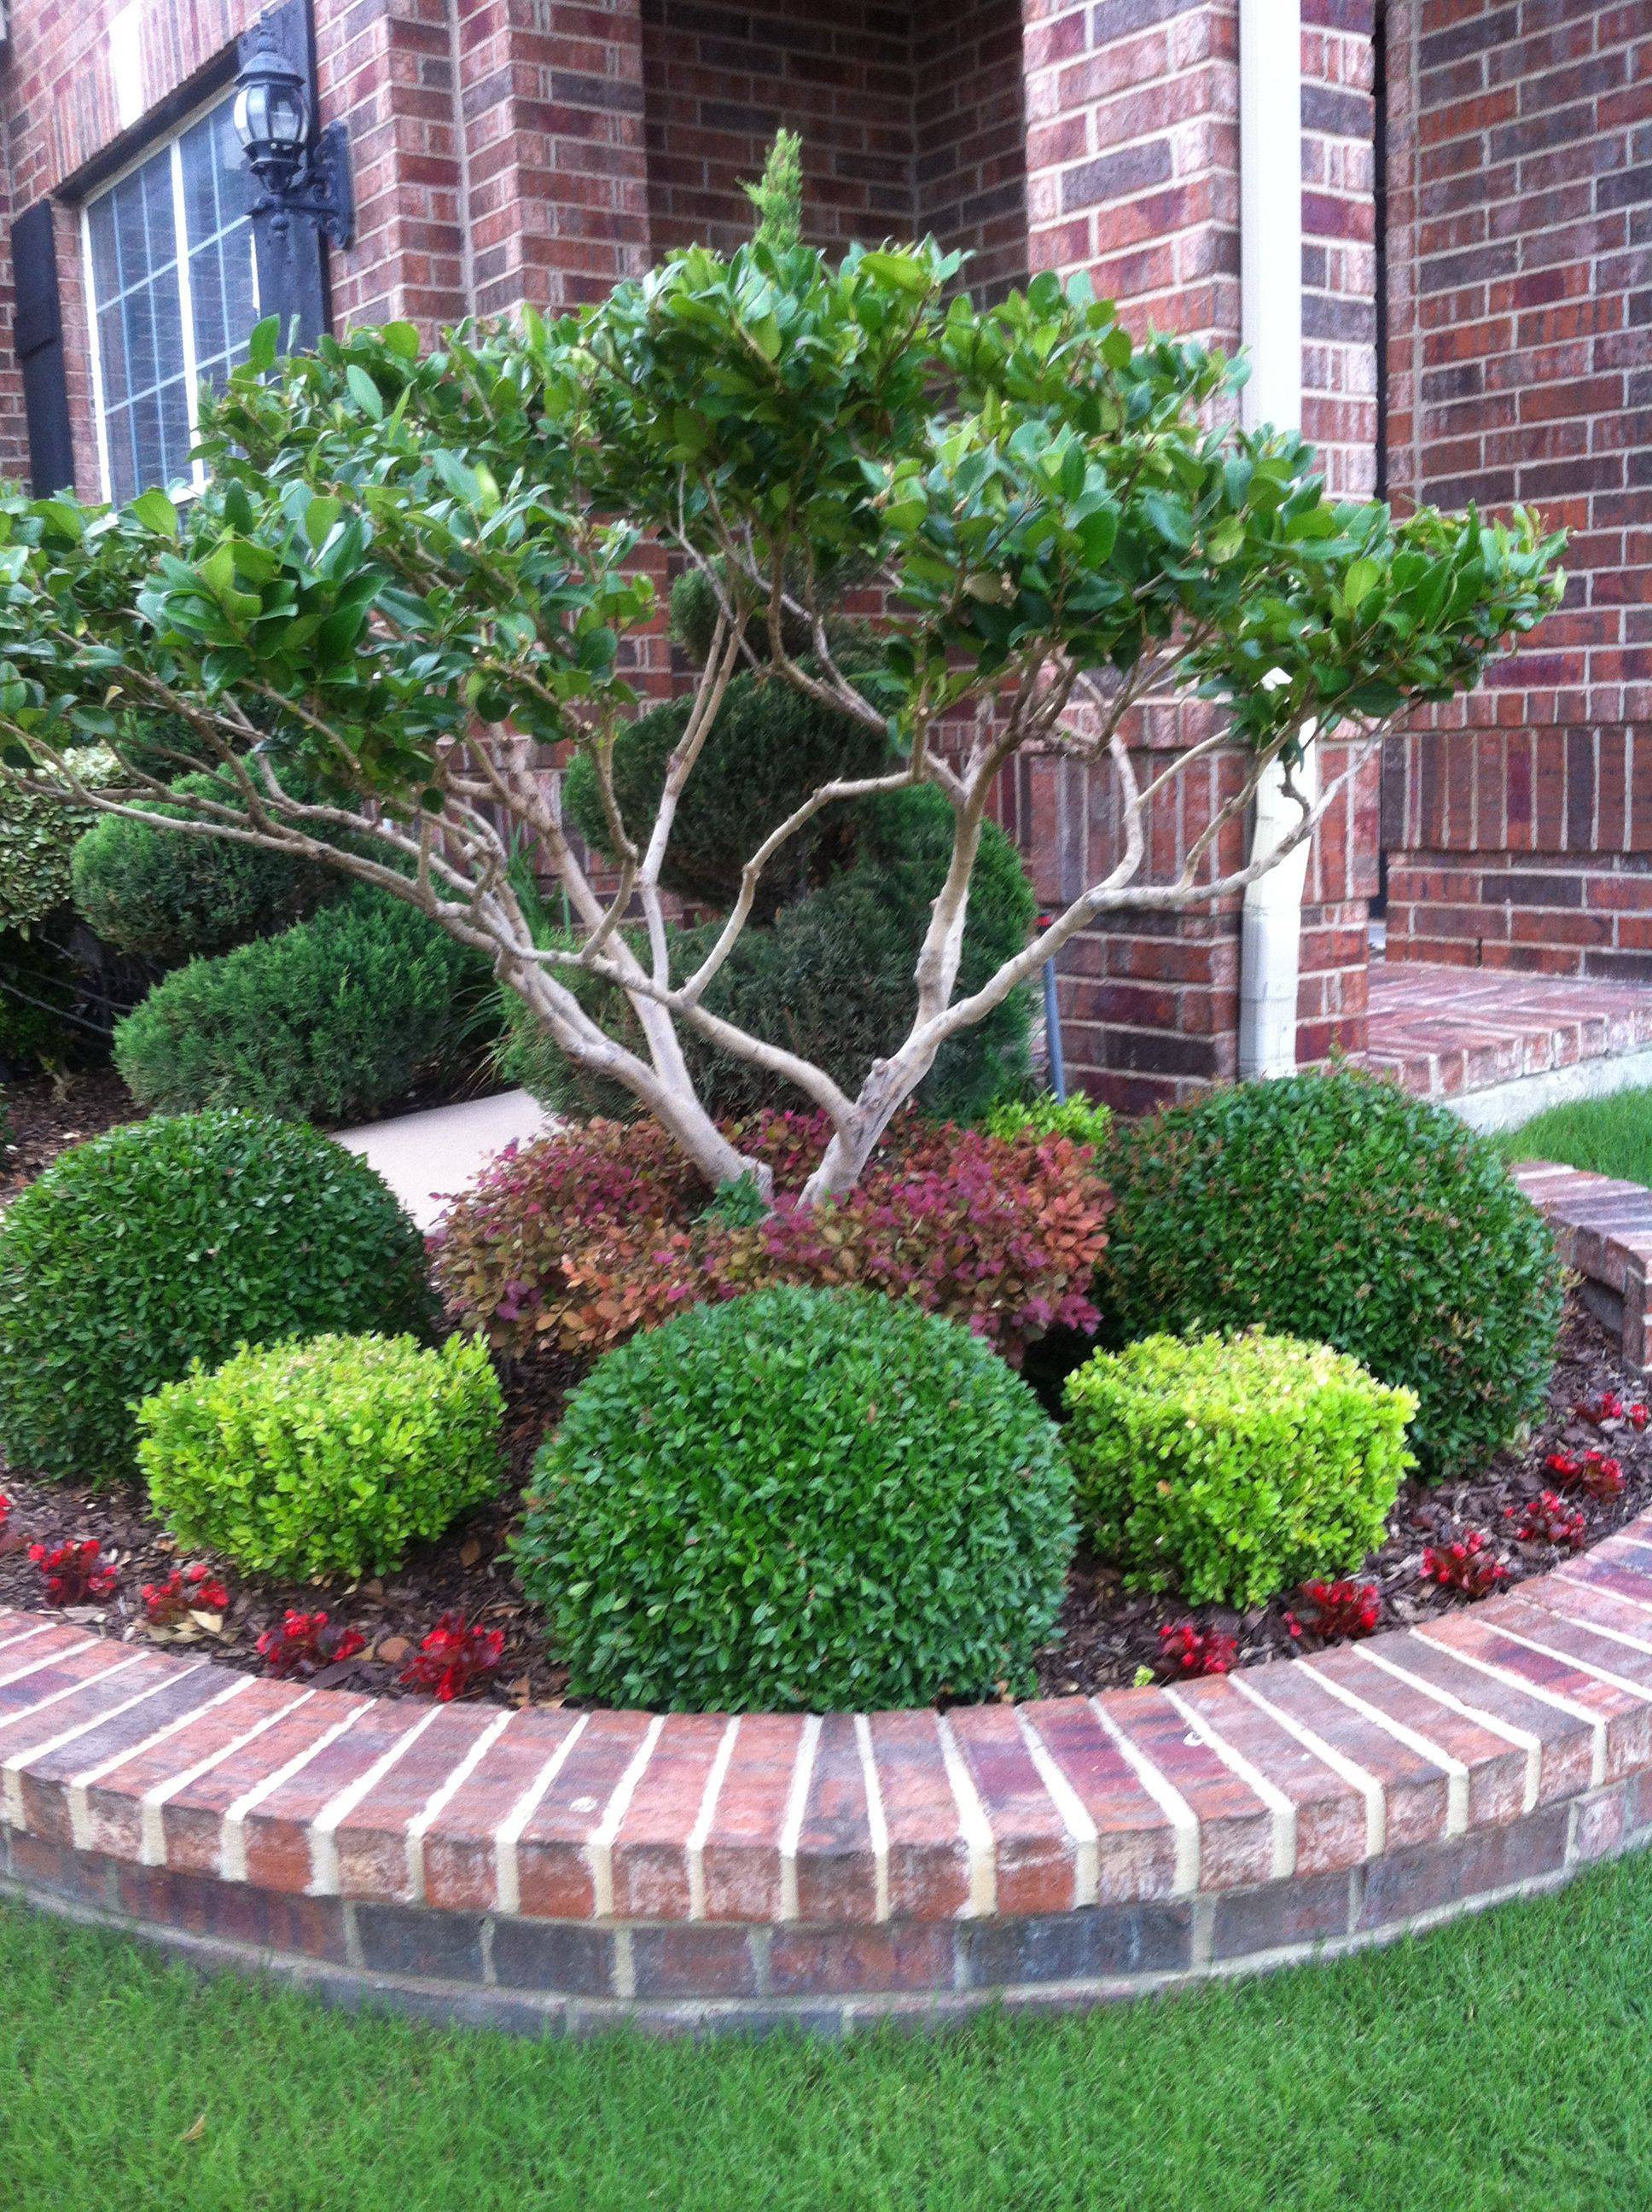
[{"left": 233, "top": 15, "right": 353, "bottom": 247}]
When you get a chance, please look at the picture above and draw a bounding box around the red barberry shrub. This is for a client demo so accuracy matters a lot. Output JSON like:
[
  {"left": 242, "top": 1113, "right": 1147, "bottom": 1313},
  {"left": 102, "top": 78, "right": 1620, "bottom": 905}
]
[
  {"left": 1421, "top": 1529, "right": 1508, "bottom": 1598},
  {"left": 429, "top": 1109, "right": 1112, "bottom": 1365},
  {"left": 1297, "top": 1579, "right": 1382, "bottom": 1640},
  {"left": 256, "top": 1610, "right": 366, "bottom": 1680},
  {"left": 142, "top": 1563, "right": 230, "bottom": 1627},
  {"left": 1507, "top": 1492, "right": 1587, "bottom": 1550},
  {"left": 28, "top": 1538, "right": 117, "bottom": 1606},
  {"left": 1158, "top": 1622, "right": 1238, "bottom": 1679},
  {"left": 398, "top": 1612, "right": 506, "bottom": 1703}
]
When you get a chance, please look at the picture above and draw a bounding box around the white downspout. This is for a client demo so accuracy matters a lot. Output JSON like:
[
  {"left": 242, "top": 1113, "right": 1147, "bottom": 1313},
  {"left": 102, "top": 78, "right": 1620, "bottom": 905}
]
[{"left": 1236, "top": 0, "right": 1308, "bottom": 1081}]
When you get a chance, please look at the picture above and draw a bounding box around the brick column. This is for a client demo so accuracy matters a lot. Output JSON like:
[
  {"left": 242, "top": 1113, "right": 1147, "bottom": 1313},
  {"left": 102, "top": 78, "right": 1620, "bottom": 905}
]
[
  {"left": 1019, "top": 0, "right": 1376, "bottom": 1108},
  {"left": 456, "top": 0, "right": 653, "bottom": 321}
]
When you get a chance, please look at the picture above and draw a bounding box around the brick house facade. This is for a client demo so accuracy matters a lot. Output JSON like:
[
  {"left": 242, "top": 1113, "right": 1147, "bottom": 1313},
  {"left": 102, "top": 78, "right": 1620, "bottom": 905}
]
[{"left": 0, "top": 0, "right": 1642, "bottom": 1108}]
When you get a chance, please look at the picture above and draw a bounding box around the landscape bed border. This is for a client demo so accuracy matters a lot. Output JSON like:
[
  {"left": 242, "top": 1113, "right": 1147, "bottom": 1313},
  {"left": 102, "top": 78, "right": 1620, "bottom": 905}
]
[{"left": 1, "top": 1159, "right": 1649, "bottom": 2038}]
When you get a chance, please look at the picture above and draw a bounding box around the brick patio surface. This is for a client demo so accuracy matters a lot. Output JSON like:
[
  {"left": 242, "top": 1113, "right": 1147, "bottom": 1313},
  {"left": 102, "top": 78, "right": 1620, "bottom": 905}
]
[{"left": 1364, "top": 961, "right": 1652, "bottom": 1103}]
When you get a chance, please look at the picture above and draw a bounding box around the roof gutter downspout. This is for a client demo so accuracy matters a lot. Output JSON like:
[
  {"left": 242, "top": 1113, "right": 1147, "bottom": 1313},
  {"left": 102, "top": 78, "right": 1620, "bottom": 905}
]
[{"left": 1236, "top": 0, "right": 1308, "bottom": 1082}]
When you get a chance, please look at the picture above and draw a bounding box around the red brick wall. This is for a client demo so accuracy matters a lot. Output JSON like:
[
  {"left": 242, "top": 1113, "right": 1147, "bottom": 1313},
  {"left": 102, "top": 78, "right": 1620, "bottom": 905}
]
[
  {"left": 1382, "top": 0, "right": 1652, "bottom": 980},
  {"left": 1021, "top": 0, "right": 1379, "bottom": 1108},
  {"left": 914, "top": 0, "right": 1029, "bottom": 293}
]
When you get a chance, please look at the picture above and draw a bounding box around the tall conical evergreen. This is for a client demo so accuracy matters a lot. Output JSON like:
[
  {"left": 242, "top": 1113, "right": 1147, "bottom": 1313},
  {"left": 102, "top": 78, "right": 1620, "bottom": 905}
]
[{"left": 744, "top": 130, "right": 803, "bottom": 253}]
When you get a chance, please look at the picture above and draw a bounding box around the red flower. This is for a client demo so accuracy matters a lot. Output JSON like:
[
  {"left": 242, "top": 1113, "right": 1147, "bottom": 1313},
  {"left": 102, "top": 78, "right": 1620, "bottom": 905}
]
[
  {"left": 142, "top": 1563, "right": 230, "bottom": 1627},
  {"left": 398, "top": 1612, "right": 506, "bottom": 1703},
  {"left": 1576, "top": 1391, "right": 1625, "bottom": 1427},
  {"left": 1630, "top": 1402, "right": 1650, "bottom": 1432},
  {"left": 256, "top": 1610, "right": 367, "bottom": 1681},
  {"left": 1157, "top": 1622, "right": 1238, "bottom": 1679},
  {"left": 0, "top": 1493, "right": 9, "bottom": 1535},
  {"left": 1506, "top": 1492, "right": 1587, "bottom": 1550},
  {"left": 28, "top": 1538, "right": 117, "bottom": 1607},
  {"left": 1421, "top": 1529, "right": 1508, "bottom": 1599},
  {"left": 1546, "top": 1447, "right": 1625, "bottom": 1501},
  {"left": 1297, "top": 1579, "right": 1382, "bottom": 1641}
]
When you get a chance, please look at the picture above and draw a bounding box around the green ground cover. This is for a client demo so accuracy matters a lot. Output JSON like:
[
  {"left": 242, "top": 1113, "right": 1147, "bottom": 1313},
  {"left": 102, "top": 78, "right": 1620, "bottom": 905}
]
[{"left": 1498, "top": 1085, "right": 1652, "bottom": 1187}]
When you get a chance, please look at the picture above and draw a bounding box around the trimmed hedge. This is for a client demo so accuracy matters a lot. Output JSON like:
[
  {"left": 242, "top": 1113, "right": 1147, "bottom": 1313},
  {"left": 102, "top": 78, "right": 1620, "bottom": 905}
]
[
  {"left": 1064, "top": 1328, "right": 1416, "bottom": 1608},
  {"left": 0, "top": 1109, "right": 432, "bottom": 1483},
  {"left": 563, "top": 660, "right": 893, "bottom": 916},
  {"left": 1102, "top": 1068, "right": 1564, "bottom": 1480},
  {"left": 139, "top": 1332, "right": 503, "bottom": 1580},
  {"left": 72, "top": 767, "right": 346, "bottom": 961},
  {"left": 0, "top": 749, "right": 114, "bottom": 935},
  {"left": 112, "top": 888, "right": 497, "bottom": 1126},
  {"left": 504, "top": 785, "right": 1034, "bottom": 1124},
  {"left": 514, "top": 1284, "right": 1075, "bottom": 1712}
]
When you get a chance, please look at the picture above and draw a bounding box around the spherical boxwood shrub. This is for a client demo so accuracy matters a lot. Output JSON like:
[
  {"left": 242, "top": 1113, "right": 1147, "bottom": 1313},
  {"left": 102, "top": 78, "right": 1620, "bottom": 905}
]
[
  {"left": 1102, "top": 1068, "right": 1563, "bottom": 1480},
  {"left": 72, "top": 766, "right": 346, "bottom": 962},
  {"left": 0, "top": 1109, "right": 433, "bottom": 1484},
  {"left": 138, "top": 1332, "right": 503, "bottom": 1580},
  {"left": 112, "top": 887, "right": 497, "bottom": 1126},
  {"left": 0, "top": 748, "right": 114, "bottom": 934},
  {"left": 514, "top": 1284, "right": 1076, "bottom": 1712},
  {"left": 1064, "top": 1329, "right": 1416, "bottom": 1609}
]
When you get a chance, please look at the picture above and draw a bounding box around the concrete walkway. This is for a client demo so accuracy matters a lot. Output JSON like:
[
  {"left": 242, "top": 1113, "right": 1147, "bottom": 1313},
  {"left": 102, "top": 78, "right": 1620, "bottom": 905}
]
[{"left": 335, "top": 1087, "right": 549, "bottom": 1229}]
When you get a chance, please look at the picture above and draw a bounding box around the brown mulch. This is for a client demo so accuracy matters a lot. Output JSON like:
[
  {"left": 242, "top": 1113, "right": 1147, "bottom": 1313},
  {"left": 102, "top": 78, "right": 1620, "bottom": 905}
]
[
  {"left": 0, "top": 1067, "right": 143, "bottom": 1201},
  {"left": 1, "top": 1290, "right": 1648, "bottom": 1709}
]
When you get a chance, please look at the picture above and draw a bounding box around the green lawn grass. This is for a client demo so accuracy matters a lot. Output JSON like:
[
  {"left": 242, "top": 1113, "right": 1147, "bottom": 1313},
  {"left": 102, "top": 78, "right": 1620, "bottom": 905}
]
[
  {"left": 9, "top": 1849, "right": 1652, "bottom": 2212},
  {"left": 1498, "top": 1085, "right": 1652, "bottom": 1186}
]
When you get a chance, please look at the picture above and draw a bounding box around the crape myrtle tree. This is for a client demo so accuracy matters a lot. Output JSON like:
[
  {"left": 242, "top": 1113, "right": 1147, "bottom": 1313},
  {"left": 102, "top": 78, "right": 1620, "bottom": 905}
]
[{"left": 0, "top": 237, "right": 1561, "bottom": 1205}]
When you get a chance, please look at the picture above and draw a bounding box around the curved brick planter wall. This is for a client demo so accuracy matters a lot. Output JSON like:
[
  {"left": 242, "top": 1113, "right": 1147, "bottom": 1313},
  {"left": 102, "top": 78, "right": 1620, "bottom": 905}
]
[{"left": 2, "top": 1159, "right": 1649, "bottom": 2036}]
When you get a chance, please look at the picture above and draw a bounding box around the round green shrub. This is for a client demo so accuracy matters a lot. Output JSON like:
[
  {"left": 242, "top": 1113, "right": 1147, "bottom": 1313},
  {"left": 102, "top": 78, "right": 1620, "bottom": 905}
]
[
  {"left": 0, "top": 1109, "right": 433, "bottom": 1483},
  {"left": 1102, "top": 1068, "right": 1563, "bottom": 1480},
  {"left": 504, "top": 786, "right": 1035, "bottom": 1124},
  {"left": 138, "top": 1331, "right": 503, "bottom": 1580},
  {"left": 72, "top": 767, "right": 346, "bottom": 961},
  {"left": 563, "top": 661, "right": 894, "bottom": 915},
  {"left": 1063, "top": 1328, "right": 1416, "bottom": 1608},
  {"left": 514, "top": 1284, "right": 1075, "bottom": 1711},
  {"left": 112, "top": 887, "right": 498, "bottom": 1126}
]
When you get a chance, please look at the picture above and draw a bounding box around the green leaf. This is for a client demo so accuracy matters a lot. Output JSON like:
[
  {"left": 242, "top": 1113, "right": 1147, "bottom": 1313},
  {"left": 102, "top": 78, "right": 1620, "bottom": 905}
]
[
  {"left": 346, "top": 365, "right": 384, "bottom": 421},
  {"left": 130, "top": 489, "right": 179, "bottom": 539},
  {"left": 247, "top": 316, "right": 280, "bottom": 375}
]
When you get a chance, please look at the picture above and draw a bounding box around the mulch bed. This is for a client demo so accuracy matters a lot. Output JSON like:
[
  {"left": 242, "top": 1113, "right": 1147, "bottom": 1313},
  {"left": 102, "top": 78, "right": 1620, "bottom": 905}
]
[
  {"left": 0, "top": 1068, "right": 143, "bottom": 1202},
  {"left": 1, "top": 1290, "right": 1648, "bottom": 1708}
]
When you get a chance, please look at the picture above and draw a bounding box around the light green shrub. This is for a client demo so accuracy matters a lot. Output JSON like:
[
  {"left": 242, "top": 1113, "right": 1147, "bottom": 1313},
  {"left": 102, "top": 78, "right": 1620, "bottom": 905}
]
[
  {"left": 1063, "top": 1328, "right": 1416, "bottom": 1609},
  {"left": 139, "top": 1331, "right": 503, "bottom": 1580},
  {"left": 983, "top": 1090, "right": 1112, "bottom": 1149}
]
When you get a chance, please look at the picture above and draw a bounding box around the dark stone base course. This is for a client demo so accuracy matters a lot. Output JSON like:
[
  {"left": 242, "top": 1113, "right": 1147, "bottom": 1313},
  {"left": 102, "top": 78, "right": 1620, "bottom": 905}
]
[{"left": 6, "top": 1782, "right": 1648, "bottom": 2040}]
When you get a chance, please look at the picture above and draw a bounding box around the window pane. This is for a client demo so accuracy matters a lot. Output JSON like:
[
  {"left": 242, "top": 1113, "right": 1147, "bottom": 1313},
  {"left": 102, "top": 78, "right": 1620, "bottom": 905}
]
[{"left": 87, "top": 95, "right": 253, "bottom": 498}]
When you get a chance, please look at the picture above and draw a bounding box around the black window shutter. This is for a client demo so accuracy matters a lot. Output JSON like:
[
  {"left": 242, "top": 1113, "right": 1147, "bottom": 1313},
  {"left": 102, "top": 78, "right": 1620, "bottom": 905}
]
[
  {"left": 10, "top": 200, "right": 75, "bottom": 494},
  {"left": 239, "top": 0, "right": 331, "bottom": 353}
]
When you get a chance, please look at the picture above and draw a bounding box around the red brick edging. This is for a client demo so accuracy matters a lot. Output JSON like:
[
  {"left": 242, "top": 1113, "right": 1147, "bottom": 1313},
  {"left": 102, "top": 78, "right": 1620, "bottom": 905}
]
[{"left": 3, "top": 1160, "right": 1651, "bottom": 2036}]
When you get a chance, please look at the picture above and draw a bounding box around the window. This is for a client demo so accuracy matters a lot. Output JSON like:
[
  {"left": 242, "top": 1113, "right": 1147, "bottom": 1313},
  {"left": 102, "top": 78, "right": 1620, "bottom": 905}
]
[{"left": 83, "top": 96, "right": 259, "bottom": 503}]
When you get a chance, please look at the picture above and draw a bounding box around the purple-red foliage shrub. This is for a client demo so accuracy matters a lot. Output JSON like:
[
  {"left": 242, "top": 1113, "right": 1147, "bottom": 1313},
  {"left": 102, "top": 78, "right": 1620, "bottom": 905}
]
[{"left": 430, "top": 1109, "right": 1112, "bottom": 1364}]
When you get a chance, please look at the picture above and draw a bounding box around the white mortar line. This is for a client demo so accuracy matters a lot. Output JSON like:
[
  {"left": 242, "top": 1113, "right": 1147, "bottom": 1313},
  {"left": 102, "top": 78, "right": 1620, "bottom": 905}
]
[
  {"left": 494, "top": 1714, "right": 589, "bottom": 1918},
  {"left": 776, "top": 1713, "right": 821, "bottom": 1923},
  {"left": 685, "top": 1717, "right": 740, "bottom": 1922},
  {"left": 1227, "top": 1673, "right": 1387, "bottom": 1857},
  {"left": 1359, "top": 1644, "right": 1542, "bottom": 1814},
  {"left": 1531, "top": 1595, "right": 1652, "bottom": 1662},
  {"left": 1163, "top": 1687, "right": 1296, "bottom": 1879},
  {"left": 852, "top": 1714, "right": 892, "bottom": 1923},
  {"left": 1463, "top": 1618, "right": 1652, "bottom": 1708},
  {"left": 585, "top": 1715, "right": 666, "bottom": 1920},
  {"left": 1411, "top": 1627, "right": 1607, "bottom": 1788},
  {"left": 308, "top": 1703, "right": 445, "bottom": 1896},
  {"left": 1014, "top": 1708, "right": 1100, "bottom": 1906},
  {"left": 934, "top": 1715, "right": 997, "bottom": 1918},
  {"left": 138, "top": 1691, "right": 318, "bottom": 1865},
  {"left": 1088, "top": 1697, "right": 1200, "bottom": 1894},
  {"left": 0, "top": 1623, "right": 54, "bottom": 1658},
  {"left": 0, "top": 1636, "right": 98, "bottom": 1691},
  {"left": 1556, "top": 1563, "right": 1652, "bottom": 1615},
  {"left": 3, "top": 1662, "right": 206, "bottom": 1828},
  {"left": 404, "top": 1708, "right": 515, "bottom": 1905},
  {"left": 0, "top": 1651, "right": 146, "bottom": 1777},
  {"left": 220, "top": 1703, "right": 370, "bottom": 1883},
  {"left": 1296, "top": 1661, "right": 1471, "bottom": 1836},
  {"left": 67, "top": 1674, "right": 253, "bottom": 1849}
]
